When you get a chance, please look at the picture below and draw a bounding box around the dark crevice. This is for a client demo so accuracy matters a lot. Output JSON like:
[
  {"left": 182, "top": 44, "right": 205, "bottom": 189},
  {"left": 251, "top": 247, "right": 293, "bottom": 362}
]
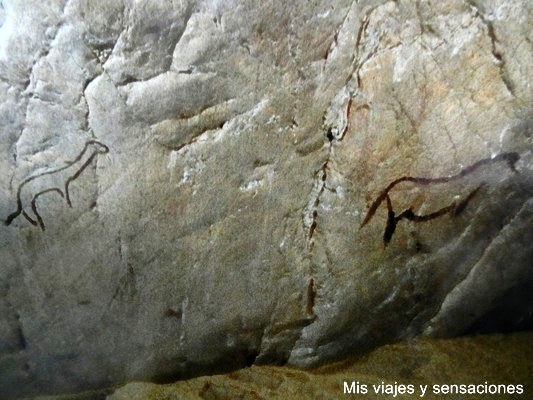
[
  {"left": 163, "top": 134, "right": 202, "bottom": 152},
  {"left": 322, "top": 2, "right": 353, "bottom": 66},
  {"left": 80, "top": 75, "right": 99, "bottom": 116},
  {"left": 340, "top": 98, "right": 353, "bottom": 141},
  {"left": 415, "top": 0, "right": 439, "bottom": 38},
  {"left": 110, "top": 263, "right": 136, "bottom": 304},
  {"left": 5, "top": 294, "right": 28, "bottom": 351},
  {"left": 164, "top": 308, "right": 183, "bottom": 320},
  {"left": 306, "top": 278, "right": 317, "bottom": 315},
  {"left": 155, "top": 98, "right": 251, "bottom": 151},
  {"left": 323, "top": 31, "right": 338, "bottom": 62},
  {"left": 465, "top": 0, "right": 515, "bottom": 96},
  {"left": 308, "top": 211, "right": 318, "bottom": 240},
  {"left": 245, "top": 351, "right": 259, "bottom": 367},
  {"left": 305, "top": 3, "right": 375, "bottom": 251},
  {"left": 306, "top": 160, "right": 329, "bottom": 248},
  {"left": 326, "top": 129, "right": 334, "bottom": 142},
  {"left": 117, "top": 234, "right": 123, "bottom": 261},
  {"left": 16, "top": 321, "right": 27, "bottom": 350},
  {"left": 463, "top": 277, "right": 533, "bottom": 334}
]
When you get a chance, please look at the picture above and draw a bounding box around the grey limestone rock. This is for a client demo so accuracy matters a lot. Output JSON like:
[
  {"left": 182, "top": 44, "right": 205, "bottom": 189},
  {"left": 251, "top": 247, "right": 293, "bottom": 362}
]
[{"left": 0, "top": 0, "right": 531, "bottom": 397}]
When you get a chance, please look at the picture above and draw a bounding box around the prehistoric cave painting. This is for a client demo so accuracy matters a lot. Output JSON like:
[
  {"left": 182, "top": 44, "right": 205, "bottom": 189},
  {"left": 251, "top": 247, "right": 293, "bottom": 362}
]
[
  {"left": 4, "top": 140, "right": 109, "bottom": 231},
  {"left": 360, "top": 152, "right": 520, "bottom": 246}
]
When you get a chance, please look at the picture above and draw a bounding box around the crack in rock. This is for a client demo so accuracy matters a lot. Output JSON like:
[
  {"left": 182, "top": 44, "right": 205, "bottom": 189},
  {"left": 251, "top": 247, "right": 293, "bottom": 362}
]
[{"left": 465, "top": 0, "right": 515, "bottom": 96}]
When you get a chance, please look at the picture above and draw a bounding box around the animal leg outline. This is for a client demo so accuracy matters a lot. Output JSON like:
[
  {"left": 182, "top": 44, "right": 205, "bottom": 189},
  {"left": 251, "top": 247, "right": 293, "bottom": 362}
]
[
  {"left": 4, "top": 139, "right": 109, "bottom": 228},
  {"left": 5, "top": 207, "right": 22, "bottom": 226},
  {"left": 21, "top": 211, "right": 38, "bottom": 226},
  {"left": 361, "top": 152, "right": 519, "bottom": 228},
  {"left": 30, "top": 188, "right": 65, "bottom": 231},
  {"left": 384, "top": 184, "right": 484, "bottom": 245},
  {"left": 65, "top": 152, "right": 98, "bottom": 207}
]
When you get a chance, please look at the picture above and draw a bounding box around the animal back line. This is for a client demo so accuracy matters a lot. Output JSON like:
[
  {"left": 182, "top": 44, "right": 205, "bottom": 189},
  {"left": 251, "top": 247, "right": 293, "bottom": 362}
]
[
  {"left": 15, "top": 140, "right": 106, "bottom": 198},
  {"left": 360, "top": 152, "right": 519, "bottom": 228}
]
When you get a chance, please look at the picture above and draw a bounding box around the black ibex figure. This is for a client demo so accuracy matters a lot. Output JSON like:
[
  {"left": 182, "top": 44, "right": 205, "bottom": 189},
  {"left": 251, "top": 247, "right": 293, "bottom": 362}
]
[
  {"left": 5, "top": 140, "right": 109, "bottom": 231},
  {"left": 360, "top": 152, "right": 519, "bottom": 245}
]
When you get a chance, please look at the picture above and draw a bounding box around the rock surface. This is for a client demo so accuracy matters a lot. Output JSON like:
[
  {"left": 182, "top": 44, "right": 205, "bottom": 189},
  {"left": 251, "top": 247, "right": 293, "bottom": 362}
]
[
  {"left": 76, "top": 333, "right": 533, "bottom": 400},
  {"left": 0, "top": 0, "right": 532, "bottom": 397}
]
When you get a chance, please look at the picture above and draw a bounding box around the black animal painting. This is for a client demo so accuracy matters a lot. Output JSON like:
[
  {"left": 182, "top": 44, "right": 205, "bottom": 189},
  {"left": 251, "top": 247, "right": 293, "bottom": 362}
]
[
  {"left": 5, "top": 140, "right": 109, "bottom": 231},
  {"left": 360, "top": 152, "right": 520, "bottom": 245}
]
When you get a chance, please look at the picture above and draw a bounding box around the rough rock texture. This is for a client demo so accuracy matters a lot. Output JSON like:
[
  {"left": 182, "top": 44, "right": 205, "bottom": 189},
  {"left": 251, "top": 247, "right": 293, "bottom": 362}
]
[
  {"left": 0, "top": 0, "right": 532, "bottom": 397},
  {"left": 106, "top": 332, "right": 533, "bottom": 400}
]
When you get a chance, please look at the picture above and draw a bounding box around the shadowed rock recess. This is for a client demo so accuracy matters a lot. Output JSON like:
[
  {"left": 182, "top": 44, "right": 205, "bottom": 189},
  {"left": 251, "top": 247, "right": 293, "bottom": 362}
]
[
  {"left": 0, "top": 0, "right": 531, "bottom": 398},
  {"left": 106, "top": 333, "right": 533, "bottom": 400}
]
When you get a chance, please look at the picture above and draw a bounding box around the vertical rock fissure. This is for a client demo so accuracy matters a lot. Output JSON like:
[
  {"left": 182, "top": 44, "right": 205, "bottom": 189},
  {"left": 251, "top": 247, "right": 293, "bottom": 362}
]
[
  {"left": 297, "top": 4, "right": 375, "bottom": 350},
  {"left": 465, "top": 0, "right": 515, "bottom": 96}
]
